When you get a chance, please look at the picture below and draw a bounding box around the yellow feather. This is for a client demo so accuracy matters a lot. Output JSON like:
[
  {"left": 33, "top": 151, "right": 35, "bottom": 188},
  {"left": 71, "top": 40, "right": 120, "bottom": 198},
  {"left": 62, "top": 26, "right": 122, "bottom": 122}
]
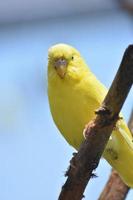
[{"left": 47, "top": 43, "right": 133, "bottom": 187}]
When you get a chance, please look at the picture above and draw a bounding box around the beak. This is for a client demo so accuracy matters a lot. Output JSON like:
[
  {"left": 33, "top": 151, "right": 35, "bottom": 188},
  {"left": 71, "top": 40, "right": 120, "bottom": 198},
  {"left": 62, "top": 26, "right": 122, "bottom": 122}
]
[{"left": 54, "top": 58, "right": 67, "bottom": 78}]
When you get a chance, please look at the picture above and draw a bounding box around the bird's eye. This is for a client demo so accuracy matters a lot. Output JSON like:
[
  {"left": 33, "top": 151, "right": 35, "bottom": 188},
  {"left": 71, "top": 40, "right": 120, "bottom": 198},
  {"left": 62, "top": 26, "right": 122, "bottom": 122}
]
[{"left": 72, "top": 56, "right": 74, "bottom": 60}]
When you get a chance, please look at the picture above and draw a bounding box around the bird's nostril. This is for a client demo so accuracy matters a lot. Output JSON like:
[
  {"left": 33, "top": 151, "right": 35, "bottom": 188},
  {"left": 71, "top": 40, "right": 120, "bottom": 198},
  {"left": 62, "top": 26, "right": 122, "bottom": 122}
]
[{"left": 54, "top": 58, "right": 67, "bottom": 68}]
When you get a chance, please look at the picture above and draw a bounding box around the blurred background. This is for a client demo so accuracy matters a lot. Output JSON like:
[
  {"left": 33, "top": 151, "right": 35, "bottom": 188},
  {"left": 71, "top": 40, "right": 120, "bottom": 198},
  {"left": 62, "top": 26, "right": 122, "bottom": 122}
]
[{"left": 0, "top": 0, "right": 133, "bottom": 199}]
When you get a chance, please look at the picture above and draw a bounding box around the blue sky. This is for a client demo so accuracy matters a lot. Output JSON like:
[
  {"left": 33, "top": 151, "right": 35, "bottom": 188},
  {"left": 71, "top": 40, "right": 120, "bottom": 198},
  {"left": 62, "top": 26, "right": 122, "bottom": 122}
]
[{"left": 0, "top": 10, "right": 133, "bottom": 200}]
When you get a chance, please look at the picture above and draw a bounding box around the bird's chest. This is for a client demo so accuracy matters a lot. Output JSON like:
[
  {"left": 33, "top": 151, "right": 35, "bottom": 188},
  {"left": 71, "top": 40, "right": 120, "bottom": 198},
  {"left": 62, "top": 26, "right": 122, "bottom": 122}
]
[{"left": 48, "top": 80, "right": 98, "bottom": 149}]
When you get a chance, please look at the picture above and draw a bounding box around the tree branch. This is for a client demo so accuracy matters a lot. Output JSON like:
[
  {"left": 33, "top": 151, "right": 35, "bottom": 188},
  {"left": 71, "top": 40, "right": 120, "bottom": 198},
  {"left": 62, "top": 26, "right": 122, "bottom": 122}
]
[
  {"left": 128, "top": 109, "right": 133, "bottom": 135},
  {"left": 98, "top": 109, "right": 133, "bottom": 200},
  {"left": 58, "top": 45, "right": 133, "bottom": 200}
]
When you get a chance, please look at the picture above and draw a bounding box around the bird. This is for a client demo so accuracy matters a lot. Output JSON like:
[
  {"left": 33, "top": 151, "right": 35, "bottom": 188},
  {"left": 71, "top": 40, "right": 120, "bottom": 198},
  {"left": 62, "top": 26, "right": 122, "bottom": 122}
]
[{"left": 47, "top": 43, "right": 133, "bottom": 187}]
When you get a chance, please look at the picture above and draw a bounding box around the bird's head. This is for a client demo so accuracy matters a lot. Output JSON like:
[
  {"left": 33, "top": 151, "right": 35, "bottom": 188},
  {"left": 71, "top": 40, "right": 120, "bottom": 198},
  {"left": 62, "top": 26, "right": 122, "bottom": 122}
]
[{"left": 48, "top": 43, "right": 86, "bottom": 79}]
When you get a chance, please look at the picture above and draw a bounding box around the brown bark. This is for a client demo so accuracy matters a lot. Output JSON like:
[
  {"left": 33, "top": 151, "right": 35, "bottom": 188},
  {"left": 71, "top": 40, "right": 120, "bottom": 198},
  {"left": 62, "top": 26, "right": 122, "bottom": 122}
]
[
  {"left": 58, "top": 45, "right": 133, "bottom": 200},
  {"left": 98, "top": 109, "right": 133, "bottom": 200},
  {"left": 98, "top": 170, "right": 129, "bottom": 200},
  {"left": 128, "top": 109, "right": 133, "bottom": 135}
]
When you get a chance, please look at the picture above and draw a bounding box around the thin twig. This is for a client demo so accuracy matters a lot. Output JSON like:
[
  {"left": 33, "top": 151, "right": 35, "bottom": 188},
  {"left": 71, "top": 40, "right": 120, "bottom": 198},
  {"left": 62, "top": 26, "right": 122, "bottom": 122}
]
[
  {"left": 98, "top": 109, "right": 133, "bottom": 200},
  {"left": 58, "top": 45, "right": 133, "bottom": 200},
  {"left": 128, "top": 109, "right": 133, "bottom": 135}
]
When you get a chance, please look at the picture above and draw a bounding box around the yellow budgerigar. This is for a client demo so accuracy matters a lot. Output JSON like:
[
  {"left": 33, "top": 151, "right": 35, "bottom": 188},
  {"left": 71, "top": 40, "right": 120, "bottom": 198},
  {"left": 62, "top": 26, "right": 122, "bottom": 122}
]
[{"left": 47, "top": 43, "right": 133, "bottom": 187}]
